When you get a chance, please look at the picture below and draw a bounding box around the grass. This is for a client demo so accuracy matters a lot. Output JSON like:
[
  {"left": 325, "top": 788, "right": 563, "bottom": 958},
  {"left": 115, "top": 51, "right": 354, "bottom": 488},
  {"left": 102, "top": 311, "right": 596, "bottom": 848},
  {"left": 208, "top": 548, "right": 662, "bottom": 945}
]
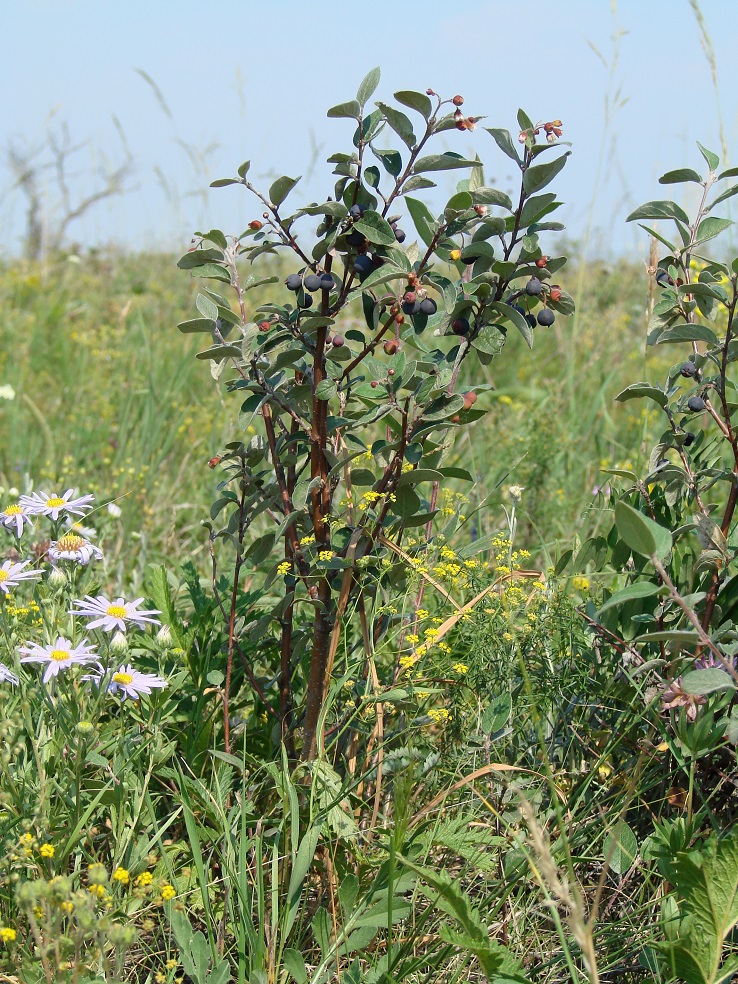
[{"left": 1, "top": 249, "right": 736, "bottom": 982}]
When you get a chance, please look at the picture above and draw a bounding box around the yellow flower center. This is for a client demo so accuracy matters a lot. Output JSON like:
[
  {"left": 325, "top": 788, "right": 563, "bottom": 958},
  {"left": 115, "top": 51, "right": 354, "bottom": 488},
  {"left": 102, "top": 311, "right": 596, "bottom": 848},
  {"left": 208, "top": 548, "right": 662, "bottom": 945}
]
[
  {"left": 50, "top": 649, "right": 70, "bottom": 662},
  {"left": 0, "top": 571, "right": 7, "bottom": 582},
  {"left": 4, "top": 505, "right": 21, "bottom": 515},
  {"left": 56, "top": 534, "right": 85, "bottom": 550},
  {"left": 46, "top": 497, "right": 66, "bottom": 508},
  {"left": 112, "top": 672, "right": 133, "bottom": 685},
  {"left": 107, "top": 605, "right": 127, "bottom": 619}
]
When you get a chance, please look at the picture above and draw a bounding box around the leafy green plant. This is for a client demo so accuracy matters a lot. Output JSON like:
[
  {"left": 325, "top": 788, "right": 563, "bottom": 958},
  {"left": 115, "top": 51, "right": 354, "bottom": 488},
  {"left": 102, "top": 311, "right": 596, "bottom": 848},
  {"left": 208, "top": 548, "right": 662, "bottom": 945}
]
[{"left": 180, "top": 68, "right": 573, "bottom": 762}]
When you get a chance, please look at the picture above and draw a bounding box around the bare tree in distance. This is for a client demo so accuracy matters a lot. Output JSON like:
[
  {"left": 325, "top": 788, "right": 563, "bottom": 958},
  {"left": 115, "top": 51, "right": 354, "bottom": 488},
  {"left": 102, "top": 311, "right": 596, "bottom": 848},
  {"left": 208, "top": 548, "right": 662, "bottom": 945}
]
[{"left": 7, "top": 119, "right": 133, "bottom": 260}]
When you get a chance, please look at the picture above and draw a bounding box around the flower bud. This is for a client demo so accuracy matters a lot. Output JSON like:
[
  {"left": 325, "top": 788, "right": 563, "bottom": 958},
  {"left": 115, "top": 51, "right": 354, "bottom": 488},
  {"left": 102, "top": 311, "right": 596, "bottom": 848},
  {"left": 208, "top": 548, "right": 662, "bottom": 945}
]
[
  {"left": 156, "top": 625, "right": 174, "bottom": 650},
  {"left": 110, "top": 631, "right": 129, "bottom": 657},
  {"left": 47, "top": 567, "right": 68, "bottom": 593}
]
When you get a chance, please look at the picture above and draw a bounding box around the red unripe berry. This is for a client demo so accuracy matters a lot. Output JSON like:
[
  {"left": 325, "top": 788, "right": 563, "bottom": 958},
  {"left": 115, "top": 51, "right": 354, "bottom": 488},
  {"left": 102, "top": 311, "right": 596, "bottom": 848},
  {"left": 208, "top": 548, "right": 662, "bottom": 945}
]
[
  {"left": 370, "top": 380, "right": 378, "bottom": 389},
  {"left": 452, "top": 95, "right": 464, "bottom": 106},
  {"left": 258, "top": 320, "right": 271, "bottom": 332},
  {"left": 249, "top": 220, "right": 263, "bottom": 231},
  {"left": 384, "top": 339, "right": 400, "bottom": 355},
  {"left": 451, "top": 415, "right": 461, "bottom": 424},
  {"left": 332, "top": 334, "right": 345, "bottom": 347},
  {"left": 536, "top": 256, "right": 548, "bottom": 268},
  {"left": 403, "top": 291, "right": 417, "bottom": 304},
  {"left": 208, "top": 456, "right": 222, "bottom": 469},
  {"left": 262, "top": 212, "right": 269, "bottom": 219},
  {"left": 388, "top": 369, "right": 395, "bottom": 376},
  {"left": 462, "top": 391, "right": 478, "bottom": 410},
  {"left": 549, "top": 286, "right": 562, "bottom": 301},
  {"left": 394, "top": 313, "right": 405, "bottom": 325}
]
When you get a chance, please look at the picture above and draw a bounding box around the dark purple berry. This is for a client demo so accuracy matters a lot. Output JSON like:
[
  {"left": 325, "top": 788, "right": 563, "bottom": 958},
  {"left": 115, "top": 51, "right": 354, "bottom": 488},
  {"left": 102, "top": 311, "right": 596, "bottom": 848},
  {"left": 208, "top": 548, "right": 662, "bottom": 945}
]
[
  {"left": 452, "top": 317, "right": 470, "bottom": 336},
  {"left": 346, "top": 229, "right": 366, "bottom": 248},
  {"left": 285, "top": 274, "right": 302, "bottom": 291},
  {"left": 525, "top": 277, "right": 543, "bottom": 296},
  {"left": 349, "top": 203, "right": 367, "bottom": 219},
  {"left": 297, "top": 292, "right": 313, "bottom": 309},
  {"left": 402, "top": 299, "right": 421, "bottom": 316},
  {"left": 394, "top": 228, "right": 406, "bottom": 243},
  {"left": 680, "top": 361, "right": 696, "bottom": 378},
  {"left": 683, "top": 432, "right": 696, "bottom": 446},
  {"left": 320, "top": 274, "right": 335, "bottom": 291},
  {"left": 353, "top": 254, "right": 373, "bottom": 276},
  {"left": 304, "top": 274, "right": 323, "bottom": 292},
  {"left": 687, "top": 396, "right": 705, "bottom": 412},
  {"left": 525, "top": 314, "right": 537, "bottom": 328},
  {"left": 655, "top": 269, "right": 673, "bottom": 289},
  {"left": 419, "top": 298, "right": 437, "bottom": 316},
  {"left": 537, "top": 308, "right": 555, "bottom": 327}
]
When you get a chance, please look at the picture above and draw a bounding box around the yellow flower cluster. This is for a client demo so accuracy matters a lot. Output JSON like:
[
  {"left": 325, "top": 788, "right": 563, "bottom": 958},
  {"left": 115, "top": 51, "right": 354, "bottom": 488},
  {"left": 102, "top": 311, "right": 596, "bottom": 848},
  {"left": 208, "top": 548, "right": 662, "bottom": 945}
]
[
  {"left": 318, "top": 550, "right": 333, "bottom": 562},
  {"left": 427, "top": 708, "right": 451, "bottom": 724},
  {"left": 572, "top": 576, "right": 590, "bottom": 592},
  {"left": 276, "top": 561, "right": 291, "bottom": 576}
]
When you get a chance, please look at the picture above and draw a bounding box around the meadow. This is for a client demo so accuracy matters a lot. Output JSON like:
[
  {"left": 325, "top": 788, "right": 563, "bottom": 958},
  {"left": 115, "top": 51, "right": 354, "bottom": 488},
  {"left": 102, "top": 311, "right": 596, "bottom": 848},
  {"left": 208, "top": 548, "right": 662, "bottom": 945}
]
[{"left": 1, "top": 81, "right": 737, "bottom": 984}]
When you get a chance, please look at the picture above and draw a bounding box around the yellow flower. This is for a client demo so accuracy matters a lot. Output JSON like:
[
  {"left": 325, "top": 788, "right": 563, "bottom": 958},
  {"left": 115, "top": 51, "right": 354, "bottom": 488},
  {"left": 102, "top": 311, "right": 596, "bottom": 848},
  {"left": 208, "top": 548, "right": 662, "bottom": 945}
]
[
  {"left": 166, "top": 960, "right": 179, "bottom": 970},
  {"left": 276, "top": 561, "right": 291, "bottom": 576},
  {"left": 89, "top": 884, "right": 106, "bottom": 899},
  {"left": 405, "top": 634, "right": 420, "bottom": 645},
  {"left": 0, "top": 928, "right": 16, "bottom": 943},
  {"left": 427, "top": 708, "right": 451, "bottom": 724},
  {"left": 39, "top": 843, "right": 55, "bottom": 858},
  {"left": 112, "top": 867, "right": 130, "bottom": 885},
  {"left": 136, "top": 872, "right": 154, "bottom": 887},
  {"left": 452, "top": 663, "right": 468, "bottom": 675},
  {"left": 161, "top": 884, "right": 176, "bottom": 900},
  {"left": 572, "top": 576, "right": 590, "bottom": 592},
  {"left": 299, "top": 534, "right": 315, "bottom": 545},
  {"left": 60, "top": 901, "right": 74, "bottom": 915},
  {"left": 415, "top": 609, "right": 429, "bottom": 620},
  {"left": 318, "top": 550, "right": 333, "bottom": 562}
]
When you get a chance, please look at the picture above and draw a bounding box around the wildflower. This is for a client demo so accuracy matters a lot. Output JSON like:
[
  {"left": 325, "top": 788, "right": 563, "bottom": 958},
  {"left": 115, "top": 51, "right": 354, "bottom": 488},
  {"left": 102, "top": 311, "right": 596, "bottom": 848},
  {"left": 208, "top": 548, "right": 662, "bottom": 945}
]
[
  {"left": 107, "top": 502, "right": 122, "bottom": 518},
  {"left": 0, "top": 663, "right": 18, "bottom": 686},
  {"left": 0, "top": 385, "right": 15, "bottom": 400},
  {"left": 112, "top": 867, "right": 130, "bottom": 885},
  {"left": 1, "top": 503, "right": 34, "bottom": 538},
  {"left": 508, "top": 485, "right": 525, "bottom": 500},
  {"left": 398, "top": 655, "right": 416, "bottom": 672},
  {"left": 49, "top": 533, "right": 103, "bottom": 566},
  {"left": 318, "top": 550, "right": 334, "bottom": 562},
  {"left": 86, "top": 663, "right": 167, "bottom": 701},
  {"left": 0, "top": 560, "right": 42, "bottom": 595},
  {"left": 276, "top": 561, "right": 291, "bottom": 576},
  {"left": 60, "top": 901, "right": 74, "bottom": 915},
  {"left": 452, "top": 663, "right": 468, "bottom": 675},
  {"left": 160, "top": 884, "right": 176, "bottom": 900},
  {"left": 136, "top": 872, "right": 154, "bottom": 887},
  {"left": 39, "top": 844, "right": 55, "bottom": 859},
  {"left": 572, "top": 576, "right": 590, "bottom": 592},
  {"left": 20, "top": 637, "right": 98, "bottom": 684},
  {"left": 0, "top": 927, "right": 16, "bottom": 943},
  {"left": 156, "top": 625, "right": 174, "bottom": 649},
  {"left": 299, "top": 534, "right": 315, "bottom": 545},
  {"left": 69, "top": 594, "right": 161, "bottom": 633},
  {"left": 19, "top": 489, "right": 95, "bottom": 521},
  {"left": 427, "top": 708, "right": 451, "bottom": 724},
  {"left": 415, "top": 609, "right": 429, "bottom": 620},
  {"left": 405, "top": 634, "right": 420, "bottom": 645},
  {"left": 661, "top": 677, "right": 706, "bottom": 722}
]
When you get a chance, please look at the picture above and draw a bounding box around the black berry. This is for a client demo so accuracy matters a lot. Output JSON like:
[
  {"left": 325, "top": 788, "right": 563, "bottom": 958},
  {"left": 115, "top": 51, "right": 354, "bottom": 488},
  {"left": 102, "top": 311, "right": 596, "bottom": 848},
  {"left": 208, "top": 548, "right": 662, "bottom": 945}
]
[
  {"left": 349, "top": 203, "right": 367, "bottom": 219},
  {"left": 419, "top": 298, "right": 437, "bottom": 316},
  {"left": 683, "top": 432, "right": 696, "bottom": 446},
  {"left": 525, "top": 277, "right": 543, "bottom": 296},
  {"left": 285, "top": 274, "right": 302, "bottom": 291},
  {"left": 394, "top": 228, "right": 406, "bottom": 243},
  {"left": 452, "top": 317, "right": 470, "bottom": 336},
  {"left": 655, "top": 269, "right": 673, "bottom": 289},
  {"left": 680, "top": 361, "right": 696, "bottom": 378},
  {"left": 525, "top": 314, "right": 537, "bottom": 328},
  {"left": 537, "top": 308, "right": 555, "bottom": 326},
  {"left": 297, "top": 292, "right": 313, "bottom": 309},
  {"left": 353, "top": 254, "right": 373, "bottom": 276},
  {"left": 320, "top": 274, "right": 335, "bottom": 291},
  {"left": 687, "top": 396, "right": 705, "bottom": 412},
  {"left": 402, "top": 299, "right": 421, "bottom": 316},
  {"left": 346, "top": 229, "right": 366, "bottom": 248},
  {"left": 303, "top": 274, "right": 323, "bottom": 292}
]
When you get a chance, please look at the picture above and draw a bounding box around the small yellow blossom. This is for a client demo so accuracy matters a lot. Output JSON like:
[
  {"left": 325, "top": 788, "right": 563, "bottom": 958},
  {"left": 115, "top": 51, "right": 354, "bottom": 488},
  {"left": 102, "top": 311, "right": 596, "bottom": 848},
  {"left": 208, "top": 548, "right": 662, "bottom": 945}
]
[
  {"left": 161, "top": 884, "right": 176, "bottom": 900},
  {"left": 405, "top": 634, "right": 420, "bottom": 645},
  {"left": 0, "top": 928, "right": 16, "bottom": 943},
  {"left": 39, "top": 843, "right": 55, "bottom": 859},
  {"left": 415, "top": 609, "right": 429, "bottom": 620},
  {"left": 452, "top": 663, "right": 468, "bottom": 675},
  {"left": 427, "top": 708, "right": 451, "bottom": 724},
  {"left": 136, "top": 872, "right": 154, "bottom": 887},
  {"left": 112, "top": 867, "right": 130, "bottom": 885},
  {"left": 318, "top": 550, "right": 333, "bottom": 562},
  {"left": 60, "top": 901, "right": 74, "bottom": 915},
  {"left": 572, "top": 576, "right": 590, "bottom": 592},
  {"left": 299, "top": 534, "right": 315, "bottom": 545},
  {"left": 276, "top": 561, "right": 291, "bottom": 576}
]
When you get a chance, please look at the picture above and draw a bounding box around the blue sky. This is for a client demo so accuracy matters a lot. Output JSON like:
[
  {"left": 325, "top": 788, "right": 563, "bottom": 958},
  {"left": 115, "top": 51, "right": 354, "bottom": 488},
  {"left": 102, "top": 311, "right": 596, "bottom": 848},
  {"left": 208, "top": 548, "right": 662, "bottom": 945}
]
[{"left": 3, "top": 0, "right": 737, "bottom": 257}]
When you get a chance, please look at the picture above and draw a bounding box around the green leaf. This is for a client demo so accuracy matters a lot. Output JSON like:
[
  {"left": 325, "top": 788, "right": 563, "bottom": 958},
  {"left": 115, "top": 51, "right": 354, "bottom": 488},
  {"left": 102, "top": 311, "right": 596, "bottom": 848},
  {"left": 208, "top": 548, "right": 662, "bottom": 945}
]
[
  {"left": 353, "top": 210, "right": 397, "bottom": 246},
  {"left": 405, "top": 196, "right": 437, "bottom": 247},
  {"left": 413, "top": 153, "right": 477, "bottom": 173},
  {"left": 681, "top": 668, "right": 736, "bottom": 696},
  {"left": 697, "top": 141, "right": 720, "bottom": 172},
  {"left": 656, "top": 323, "right": 719, "bottom": 345},
  {"left": 315, "top": 379, "right": 337, "bottom": 400},
  {"left": 178, "top": 318, "right": 216, "bottom": 334},
  {"left": 210, "top": 177, "right": 241, "bottom": 188},
  {"left": 693, "top": 216, "right": 733, "bottom": 246},
  {"left": 614, "top": 501, "right": 672, "bottom": 560},
  {"left": 425, "top": 394, "right": 465, "bottom": 420},
  {"left": 237, "top": 160, "right": 250, "bottom": 178},
  {"left": 614, "top": 382, "right": 668, "bottom": 408},
  {"left": 636, "top": 223, "right": 677, "bottom": 252},
  {"left": 659, "top": 168, "right": 703, "bottom": 185},
  {"left": 372, "top": 147, "right": 402, "bottom": 177},
  {"left": 627, "top": 200, "right": 691, "bottom": 224},
  {"left": 178, "top": 247, "right": 225, "bottom": 269},
  {"left": 356, "top": 66, "right": 380, "bottom": 107},
  {"left": 472, "top": 186, "right": 513, "bottom": 210},
  {"left": 376, "top": 103, "right": 416, "bottom": 148},
  {"left": 481, "top": 692, "right": 512, "bottom": 733},
  {"left": 283, "top": 949, "right": 308, "bottom": 984},
  {"left": 597, "top": 581, "right": 664, "bottom": 614},
  {"left": 195, "top": 293, "right": 219, "bottom": 322},
  {"left": 327, "top": 100, "right": 361, "bottom": 119},
  {"left": 662, "top": 826, "right": 738, "bottom": 984},
  {"left": 471, "top": 324, "right": 506, "bottom": 357},
  {"left": 401, "top": 175, "right": 436, "bottom": 194},
  {"left": 486, "top": 128, "right": 521, "bottom": 164},
  {"left": 604, "top": 823, "right": 638, "bottom": 876},
  {"left": 522, "top": 153, "right": 570, "bottom": 195},
  {"left": 708, "top": 184, "right": 738, "bottom": 210},
  {"left": 269, "top": 175, "right": 301, "bottom": 207},
  {"left": 394, "top": 89, "right": 432, "bottom": 119},
  {"left": 488, "top": 301, "right": 533, "bottom": 348},
  {"left": 397, "top": 468, "right": 444, "bottom": 486}
]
